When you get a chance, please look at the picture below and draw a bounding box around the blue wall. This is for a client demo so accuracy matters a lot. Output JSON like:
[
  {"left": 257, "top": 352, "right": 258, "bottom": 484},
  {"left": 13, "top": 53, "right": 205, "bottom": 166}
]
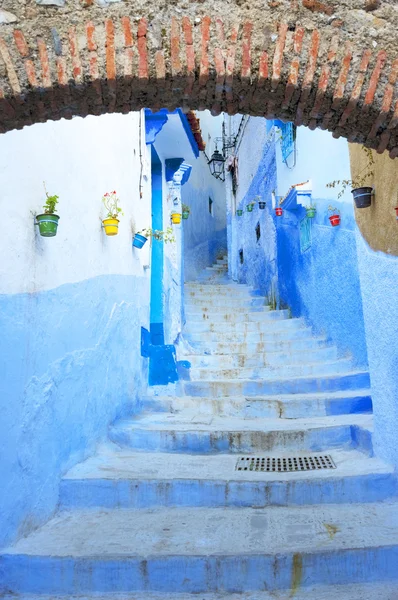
[
  {"left": 0, "top": 275, "right": 147, "bottom": 548},
  {"left": 356, "top": 234, "right": 398, "bottom": 467},
  {"left": 150, "top": 148, "right": 164, "bottom": 345},
  {"left": 230, "top": 125, "right": 368, "bottom": 369},
  {"left": 277, "top": 198, "right": 368, "bottom": 368},
  {"left": 232, "top": 135, "right": 278, "bottom": 298},
  {"left": 182, "top": 154, "right": 227, "bottom": 281}
]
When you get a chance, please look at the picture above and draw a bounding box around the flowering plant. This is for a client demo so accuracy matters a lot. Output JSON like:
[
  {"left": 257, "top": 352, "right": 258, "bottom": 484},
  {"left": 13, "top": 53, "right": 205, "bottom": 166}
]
[
  {"left": 137, "top": 227, "right": 175, "bottom": 243},
  {"left": 102, "top": 191, "right": 123, "bottom": 219}
]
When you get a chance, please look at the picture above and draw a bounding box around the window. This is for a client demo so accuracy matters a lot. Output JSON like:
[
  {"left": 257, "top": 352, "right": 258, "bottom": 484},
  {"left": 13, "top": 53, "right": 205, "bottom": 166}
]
[
  {"left": 239, "top": 249, "right": 244, "bottom": 264},
  {"left": 209, "top": 197, "right": 213, "bottom": 215},
  {"left": 255, "top": 222, "right": 261, "bottom": 242},
  {"left": 299, "top": 217, "right": 312, "bottom": 253},
  {"left": 280, "top": 122, "right": 296, "bottom": 163}
]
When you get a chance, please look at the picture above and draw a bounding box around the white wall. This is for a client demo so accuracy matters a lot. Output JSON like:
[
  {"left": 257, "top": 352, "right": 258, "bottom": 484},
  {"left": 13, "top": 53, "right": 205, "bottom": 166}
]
[
  {"left": 0, "top": 112, "right": 152, "bottom": 295},
  {"left": 276, "top": 126, "right": 352, "bottom": 203}
]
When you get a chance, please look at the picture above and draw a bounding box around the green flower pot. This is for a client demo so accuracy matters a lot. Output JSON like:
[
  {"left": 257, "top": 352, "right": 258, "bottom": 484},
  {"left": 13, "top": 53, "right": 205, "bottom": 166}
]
[
  {"left": 182, "top": 211, "right": 190, "bottom": 220},
  {"left": 36, "top": 213, "right": 60, "bottom": 237},
  {"left": 247, "top": 204, "right": 254, "bottom": 212},
  {"left": 236, "top": 209, "right": 243, "bottom": 216},
  {"left": 306, "top": 207, "right": 316, "bottom": 219}
]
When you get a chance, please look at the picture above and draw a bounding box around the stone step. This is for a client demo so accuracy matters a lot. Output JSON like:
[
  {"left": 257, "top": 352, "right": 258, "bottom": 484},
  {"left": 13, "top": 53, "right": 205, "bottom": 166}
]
[
  {"left": 60, "top": 447, "right": 396, "bottom": 510},
  {"left": 185, "top": 286, "right": 256, "bottom": 297},
  {"left": 4, "top": 584, "right": 398, "bottom": 600},
  {"left": 3, "top": 502, "right": 398, "bottom": 594},
  {"left": 182, "top": 345, "right": 339, "bottom": 368},
  {"left": 205, "top": 266, "right": 228, "bottom": 271},
  {"left": 188, "top": 359, "right": 354, "bottom": 381},
  {"left": 184, "top": 327, "right": 321, "bottom": 345},
  {"left": 144, "top": 390, "right": 372, "bottom": 419},
  {"left": 185, "top": 309, "right": 277, "bottom": 321},
  {"left": 183, "top": 370, "right": 370, "bottom": 398},
  {"left": 185, "top": 336, "right": 329, "bottom": 355},
  {"left": 185, "top": 297, "right": 266, "bottom": 308},
  {"left": 108, "top": 413, "right": 371, "bottom": 454},
  {"left": 185, "top": 315, "right": 300, "bottom": 333}
]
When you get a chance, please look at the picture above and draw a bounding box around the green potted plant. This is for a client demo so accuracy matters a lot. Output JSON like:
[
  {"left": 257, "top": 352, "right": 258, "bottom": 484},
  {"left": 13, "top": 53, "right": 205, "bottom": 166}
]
[
  {"left": 102, "top": 191, "right": 123, "bottom": 236},
  {"left": 306, "top": 203, "right": 316, "bottom": 218},
  {"left": 246, "top": 200, "right": 256, "bottom": 212},
  {"left": 236, "top": 209, "right": 243, "bottom": 216},
  {"left": 182, "top": 203, "right": 191, "bottom": 220},
  {"left": 36, "top": 183, "right": 60, "bottom": 237},
  {"left": 133, "top": 227, "right": 176, "bottom": 249},
  {"left": 327, "top": 146, "right": 375, "bottom": 209}
]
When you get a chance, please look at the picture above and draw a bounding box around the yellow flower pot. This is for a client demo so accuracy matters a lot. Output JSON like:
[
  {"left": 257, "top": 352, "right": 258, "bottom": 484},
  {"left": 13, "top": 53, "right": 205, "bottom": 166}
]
[
  {"left": 171, "top": 213, "right": 182, "bottom": 225},
  {"left": 102, "top": 218, "right": 119, "bottom": 236}
]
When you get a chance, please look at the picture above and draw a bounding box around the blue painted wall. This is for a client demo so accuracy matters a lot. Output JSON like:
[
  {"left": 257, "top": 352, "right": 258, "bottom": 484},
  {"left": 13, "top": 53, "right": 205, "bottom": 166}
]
[
  {"left": 229, "top": 119, "right": 368, "bottom": 368},
  {"left": 150, "top": 147, "right": 164, "bottom": 346},
  {"left": 356, "top": 234, "right": 398, "bottom": 467},
  {"left": 276, "top": 198, "right": 368, "bottom": 368},
  {"left": 0, "top": 275, "right": 148, "bottom": 548}
]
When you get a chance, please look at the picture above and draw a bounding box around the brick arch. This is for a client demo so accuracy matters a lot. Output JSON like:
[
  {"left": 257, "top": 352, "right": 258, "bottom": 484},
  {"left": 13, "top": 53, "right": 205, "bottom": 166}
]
[{"left": 1, "top": 0, "right": 398, "bottom": 156}]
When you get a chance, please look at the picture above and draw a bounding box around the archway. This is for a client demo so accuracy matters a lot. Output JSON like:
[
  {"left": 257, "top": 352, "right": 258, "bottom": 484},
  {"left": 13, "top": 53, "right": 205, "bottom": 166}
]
[{"left": 0, "top": 1, "right": 398, "bottom": 156}]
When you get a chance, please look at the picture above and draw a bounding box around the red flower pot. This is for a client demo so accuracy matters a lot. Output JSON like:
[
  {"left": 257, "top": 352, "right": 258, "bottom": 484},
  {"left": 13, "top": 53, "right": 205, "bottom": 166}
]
[
  {"left": 395, "top": 207, "right": 398, "bottom": 220},
  {"left": 275, "top": 207, "right": 283, "bottom": 217},
  {"left": 329, "top": 214, "right": 341, "bottom": 227}
]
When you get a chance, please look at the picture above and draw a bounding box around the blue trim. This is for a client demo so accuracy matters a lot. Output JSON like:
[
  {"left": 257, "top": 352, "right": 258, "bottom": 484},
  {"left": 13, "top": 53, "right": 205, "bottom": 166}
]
[
  {"left": 144, "top": 108, "right": 168, "bottom": 145},
  {"left": 176, "top": 108, "right": 200, "bottom": 158},
  {"left": 166, "top": 158, "right": 185, "bottom": 182}
]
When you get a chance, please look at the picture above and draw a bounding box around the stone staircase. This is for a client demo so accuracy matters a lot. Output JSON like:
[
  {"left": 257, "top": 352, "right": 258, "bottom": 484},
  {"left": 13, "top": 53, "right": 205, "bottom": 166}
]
[{"left": 2, "top": 258, "right": 398, "bottom": 599}]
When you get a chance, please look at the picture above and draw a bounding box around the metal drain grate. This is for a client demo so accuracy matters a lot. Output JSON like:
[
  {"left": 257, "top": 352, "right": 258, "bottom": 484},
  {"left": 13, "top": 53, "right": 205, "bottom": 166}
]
[{"left": 236, "top": 455, "right": 336, "bottom": 472}]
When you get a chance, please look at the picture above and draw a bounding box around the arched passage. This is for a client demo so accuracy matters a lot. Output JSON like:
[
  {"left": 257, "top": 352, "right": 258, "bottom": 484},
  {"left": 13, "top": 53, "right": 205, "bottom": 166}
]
[{"left": 0, "top": 0, "right": 398, "bottom": 156}]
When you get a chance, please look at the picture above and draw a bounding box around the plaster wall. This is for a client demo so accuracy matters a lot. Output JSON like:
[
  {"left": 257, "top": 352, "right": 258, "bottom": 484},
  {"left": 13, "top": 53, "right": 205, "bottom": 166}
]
[
  {"left": 227, "top": 118, "right": 368, "bottom": 368},
  {"left": 349, "top": 145, "right": 398, "bottom": 256},
  {"left": 355, "top": 224, "right": 398, "bottom": 468},
  {"left": 275, "top": 128, "right": 368, "bottom": 368},
  {"left": 182, "top": 111, "right": 227, "bottom": 281},
  {"left": 0, "top": 112, "right": 151, "bottom": 548}
]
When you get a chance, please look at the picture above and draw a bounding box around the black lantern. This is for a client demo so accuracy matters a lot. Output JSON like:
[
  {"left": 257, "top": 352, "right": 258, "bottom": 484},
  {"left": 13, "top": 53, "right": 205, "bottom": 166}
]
[{"left": 208, "top": 148, "right": 225, "bottom": 180}]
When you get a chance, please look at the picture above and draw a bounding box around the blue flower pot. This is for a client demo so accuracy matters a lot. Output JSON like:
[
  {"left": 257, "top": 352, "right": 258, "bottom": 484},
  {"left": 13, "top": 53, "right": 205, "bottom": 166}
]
[{"left": 133, "top": 233, "right": 148, "bottom": 249}]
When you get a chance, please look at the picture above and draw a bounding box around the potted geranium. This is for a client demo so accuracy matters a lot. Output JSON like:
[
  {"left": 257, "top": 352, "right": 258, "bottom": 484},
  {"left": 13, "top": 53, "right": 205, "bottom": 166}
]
[
  {"left": 36, "top": 184, "right": 60, "bottom": 237},
  {"left": 182, "top": 204, "right": 190, "bottom": 220},
  {"left": 133, "top": 227, "right": 175, "bottom": 249},
  {"left": 328, "top": 206, "right": 341, "bottom": 227},
  {"left": 275, "top": 205, "right": 283, "bottom": 217},
  {"left": 102, "top": 191, "right": 123, "bottom": 236}
]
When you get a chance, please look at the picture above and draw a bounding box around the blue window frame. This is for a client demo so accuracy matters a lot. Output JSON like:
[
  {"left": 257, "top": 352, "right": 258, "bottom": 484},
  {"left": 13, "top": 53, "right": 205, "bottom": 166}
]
[
  {"left": 280, "top": 122, "right": 295, "bottom": 162},
  {"left": 299, "top": 217, "right": 312, "bottom": 253}
]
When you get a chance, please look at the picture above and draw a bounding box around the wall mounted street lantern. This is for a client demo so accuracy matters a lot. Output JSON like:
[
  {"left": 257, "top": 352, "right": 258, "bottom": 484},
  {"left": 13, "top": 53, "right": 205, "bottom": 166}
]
[{"left": 208, "top": 147, "right": 225, "bottom": 180}]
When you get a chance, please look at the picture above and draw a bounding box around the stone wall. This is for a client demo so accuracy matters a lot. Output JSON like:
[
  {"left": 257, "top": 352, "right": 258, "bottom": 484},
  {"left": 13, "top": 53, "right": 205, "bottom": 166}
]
[{"left": 0, "top": 1, "right": 398, "bottom": 156}]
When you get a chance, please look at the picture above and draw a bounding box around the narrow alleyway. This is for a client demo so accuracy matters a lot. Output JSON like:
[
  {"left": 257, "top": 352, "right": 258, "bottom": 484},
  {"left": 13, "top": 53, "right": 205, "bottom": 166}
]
[{"left": 2, "top": 259, "right": 398, "bottom": 598}]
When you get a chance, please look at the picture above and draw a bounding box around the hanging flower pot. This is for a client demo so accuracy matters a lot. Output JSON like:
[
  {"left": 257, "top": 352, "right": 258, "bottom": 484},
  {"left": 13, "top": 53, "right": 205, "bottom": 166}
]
[
  {"left": 36, "top": 213, "right": 60, "bottom": 237},
  {"left": 275, "top": 207, "right": 283, "bottom": 217},
  {"left": 171, "top": 212, "right": 182, "bottom": 224},
  {"left": 306, "top": 206, "right": 316, "bottom": 219},
  {"left": 102, "top": 218, "right": 119, "bottom": 236},
  {"left": 132, "top": 233, "right": 148, "bottom": 249},
  {"left": 247, "top": 203, "right": 255, "bottom": 212},
  {"left": 352, "top": 187, "right": 373, "bottom": 209},
  {"left": 258, "top": 201, "right": 266, "bottom": 210},
  {"left": 182, "top": 203, "right": 190, "bottom": 220},
  {"left": 102, "top": 191, "right": 123, "bottom": 236},
  {"left": 329, "top": 214, "right": 341, "bottom": 227},
  {"left": 36, "top": 184, "right": 60, "bottom": 237},
  {"left": 236, "top": 209, "right": 243, "bottom": 216},
  {"left": 394, "top": 207, "right": 398, "bottom": 221}
]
